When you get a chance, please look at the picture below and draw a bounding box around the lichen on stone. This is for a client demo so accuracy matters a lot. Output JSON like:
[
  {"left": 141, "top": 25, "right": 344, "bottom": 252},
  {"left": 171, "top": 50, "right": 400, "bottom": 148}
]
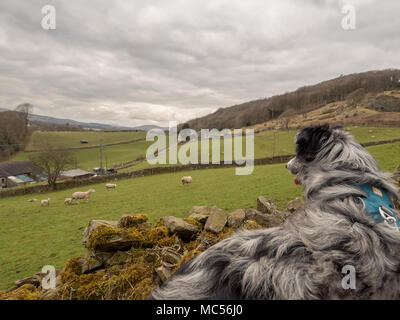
[
  {"left": 86, "top": 225, "right": 126, "bottom": 249},
  {"left": 118, "top": 214, "right": 149, "bottom": 228},
  {"left": 183, "top": 217, "right": 203, "bottom": 229},
  {"left": 0, "top": 284, "right": 39, "bottom": 300}
]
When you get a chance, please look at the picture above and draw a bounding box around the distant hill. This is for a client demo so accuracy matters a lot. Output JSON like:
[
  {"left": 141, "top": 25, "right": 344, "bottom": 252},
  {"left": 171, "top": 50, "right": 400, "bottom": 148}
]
[
  {"left": 1, "top": 108, "right": 165, "bottom": 131},
  {"left": 131, "top": 124, "right": 167, "bottom": 132},
  {"left": 183, "top": 69, "right": 400, "bottom": 130}
]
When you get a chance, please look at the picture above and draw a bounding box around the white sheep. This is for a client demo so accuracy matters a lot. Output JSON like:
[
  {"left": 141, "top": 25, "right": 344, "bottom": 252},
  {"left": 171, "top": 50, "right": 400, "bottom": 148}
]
[
  {"left": 181, "top": 176, "right": 192, "bottom": 185},
  {"left": 106, "top": 183, "right": 117, "bottom": 190},
  {"left": 72, "top": 189, "right": 96, "bottom": 203},
  {"left": 64, "top": 198, "right": 73, "bottom": 205},
  {"left": 27, "top": 198, "right": 38, "bottom": 202},
  {"left": 41, "top": 198, "right": 51, "bottom": 206}
]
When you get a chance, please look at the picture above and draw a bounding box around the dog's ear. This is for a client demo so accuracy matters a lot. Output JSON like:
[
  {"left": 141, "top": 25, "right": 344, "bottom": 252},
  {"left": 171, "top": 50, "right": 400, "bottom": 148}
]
[
  {"left": 317, "top": 124, "right": 332, "bottom": 143},
  {"left": 295, "top": 131, "right": 310, "bottom": 158},
  {"left": 296, "top": 125, "right": 333, "bottom": 161}
]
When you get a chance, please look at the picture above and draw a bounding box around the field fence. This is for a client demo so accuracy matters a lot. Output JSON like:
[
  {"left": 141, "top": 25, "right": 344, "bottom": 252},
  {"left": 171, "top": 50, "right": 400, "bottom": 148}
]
[{"left": 24, "top": 138, "right": 146, "bottom": 153}]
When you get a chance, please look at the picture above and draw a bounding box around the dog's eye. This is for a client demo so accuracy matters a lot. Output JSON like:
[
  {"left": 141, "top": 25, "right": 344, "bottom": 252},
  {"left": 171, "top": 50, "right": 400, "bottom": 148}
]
[{"left": 305, "top": 157, "right": 314, "bottom": 162}]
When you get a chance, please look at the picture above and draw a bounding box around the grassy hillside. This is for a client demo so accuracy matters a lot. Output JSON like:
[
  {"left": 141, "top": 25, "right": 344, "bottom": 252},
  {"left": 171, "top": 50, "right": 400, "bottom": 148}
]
[
  {"left": 366, "top": 142, "right": 400, "bottom": 171},
  {"left": 250, "top": 91, "right": 400, "bottom": 131},
  {"left": 1, "top": 141, "right": 400, "bottom": 290},
  {"left": 131, "top": 126, "right": 400, "bottom": 171}
]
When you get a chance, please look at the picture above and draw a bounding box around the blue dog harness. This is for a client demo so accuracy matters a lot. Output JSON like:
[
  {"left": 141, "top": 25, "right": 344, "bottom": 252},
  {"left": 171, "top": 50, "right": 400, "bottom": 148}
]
[{"left": 353, "top": 184, "right": 400, "bottom": 230}]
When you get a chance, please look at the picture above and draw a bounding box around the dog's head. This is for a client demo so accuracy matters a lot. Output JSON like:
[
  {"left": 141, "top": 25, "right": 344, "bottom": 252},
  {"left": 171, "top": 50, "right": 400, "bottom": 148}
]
[
  {"left": 286, "top": 124, "right": 378, "bottom": 185},
  {"left": 286, "top": 124, "right": 333, "bottom": 175}
]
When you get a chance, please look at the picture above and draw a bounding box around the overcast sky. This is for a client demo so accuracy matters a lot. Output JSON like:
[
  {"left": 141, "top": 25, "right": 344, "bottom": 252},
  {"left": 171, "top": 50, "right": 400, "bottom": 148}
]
[{"left": 0, "top": 0, "right": 399, "bottom": 127}]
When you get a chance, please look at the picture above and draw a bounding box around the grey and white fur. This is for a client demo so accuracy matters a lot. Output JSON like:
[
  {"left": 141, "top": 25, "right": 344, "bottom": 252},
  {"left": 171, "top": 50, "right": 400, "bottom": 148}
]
[{"left": 151, "top": 125, "right": 400, "bottom": 300}]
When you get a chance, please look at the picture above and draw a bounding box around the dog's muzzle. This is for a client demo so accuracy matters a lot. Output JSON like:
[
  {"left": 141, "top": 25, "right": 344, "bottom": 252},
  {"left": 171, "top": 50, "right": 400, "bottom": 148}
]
[{"left": 286, "top": 157, "right": 301, "bottom": 175}]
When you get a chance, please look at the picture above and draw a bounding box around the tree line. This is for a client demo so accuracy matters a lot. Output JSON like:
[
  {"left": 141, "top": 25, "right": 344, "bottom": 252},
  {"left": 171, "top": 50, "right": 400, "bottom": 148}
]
[
  {"left": 30, "top": 121, "right": 86, "bottom": 132},
  {"left": 0, "top": 103, "right": 32, "bottom": 160},
  {"left": 0, "top": 103, "right": 78, "bottom": 189}
]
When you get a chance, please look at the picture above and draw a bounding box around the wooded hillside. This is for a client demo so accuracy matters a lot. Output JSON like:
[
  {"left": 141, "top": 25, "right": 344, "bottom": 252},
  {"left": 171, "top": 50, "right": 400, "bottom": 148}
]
[{"left": 184, "top": 69, "right": 400, "bottom": 130}]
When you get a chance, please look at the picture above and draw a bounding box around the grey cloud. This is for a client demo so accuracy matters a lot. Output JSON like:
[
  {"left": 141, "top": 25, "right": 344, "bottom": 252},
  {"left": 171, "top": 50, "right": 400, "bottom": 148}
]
[{"left": 0, "top": 0, "right": 399, "bottom": 127}]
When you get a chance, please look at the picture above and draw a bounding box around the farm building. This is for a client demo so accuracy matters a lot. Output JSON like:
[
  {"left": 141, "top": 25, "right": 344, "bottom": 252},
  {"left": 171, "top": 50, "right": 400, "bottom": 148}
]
[
  {"left": 59, "top": 169, "right": 94, "bottom": 180},
  {"left": 0, "top": 160, "right": 44, "bottom": 188}
]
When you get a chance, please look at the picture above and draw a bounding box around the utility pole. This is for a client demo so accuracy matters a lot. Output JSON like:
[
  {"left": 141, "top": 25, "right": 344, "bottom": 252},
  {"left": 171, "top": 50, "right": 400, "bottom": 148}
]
[
  {"left": 99, "top": 139, "right": 103, "bottom": 174},
  {"left": 272, "top": 130, "right": 277, "bottom": 158}
]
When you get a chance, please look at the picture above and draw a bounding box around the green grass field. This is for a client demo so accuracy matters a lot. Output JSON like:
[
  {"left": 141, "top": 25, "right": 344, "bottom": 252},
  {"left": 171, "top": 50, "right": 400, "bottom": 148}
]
[
  {"left": 1, "top": 141, "right": 400, "bottom": 290},
  {"left": 10, "top": 126, "right": 400, "bottom": 173},
  {"left": 2, "top": 163, "right": 299, "bottom": 290},
  {"left": 26, "top": 131, "right": 146, "bottom": 150},
  {"left": 131, "top": 126, "right": 400, "bottom": 171},
  {"left": 13, "top": 139, "right": 154, "bottom": 172}
]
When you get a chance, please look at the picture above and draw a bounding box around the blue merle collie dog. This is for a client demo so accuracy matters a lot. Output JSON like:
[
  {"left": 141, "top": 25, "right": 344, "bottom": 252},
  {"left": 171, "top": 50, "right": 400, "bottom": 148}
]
[{"left": 151, "top": 125, "right": 400, "bottom": 299}]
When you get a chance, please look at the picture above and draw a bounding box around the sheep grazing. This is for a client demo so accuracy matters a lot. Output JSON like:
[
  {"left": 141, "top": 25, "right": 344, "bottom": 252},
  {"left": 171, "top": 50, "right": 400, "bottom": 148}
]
[
  {"left": 106, "top": 183, "right": 117, "bottom": 190},
  {"left": 64, "top": 198, "right": 73, "bottom": 205},
  {"left": 181, "top": 176, "right": 192, "bottom": 185},
  {"left": 41, "top": 198, "right": 51, "bottom": 206},
  {"left": 72, "top": 189, "right": 96, "bottom": 203},
  {"left": 27, "top": 198, "right": 38, "bottom": 202}
]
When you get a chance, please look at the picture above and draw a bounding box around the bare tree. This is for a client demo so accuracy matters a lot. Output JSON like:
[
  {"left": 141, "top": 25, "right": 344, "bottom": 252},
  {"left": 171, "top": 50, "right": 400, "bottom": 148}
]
[
  {"left": 15, "top": 103, "right": 33, "bottom": 135},
  {"left": 29, "top": 145, "right": 77, "bottom": 189},
  {"left": 281, "top": 118, "right": 291, "bottom": 130}
]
